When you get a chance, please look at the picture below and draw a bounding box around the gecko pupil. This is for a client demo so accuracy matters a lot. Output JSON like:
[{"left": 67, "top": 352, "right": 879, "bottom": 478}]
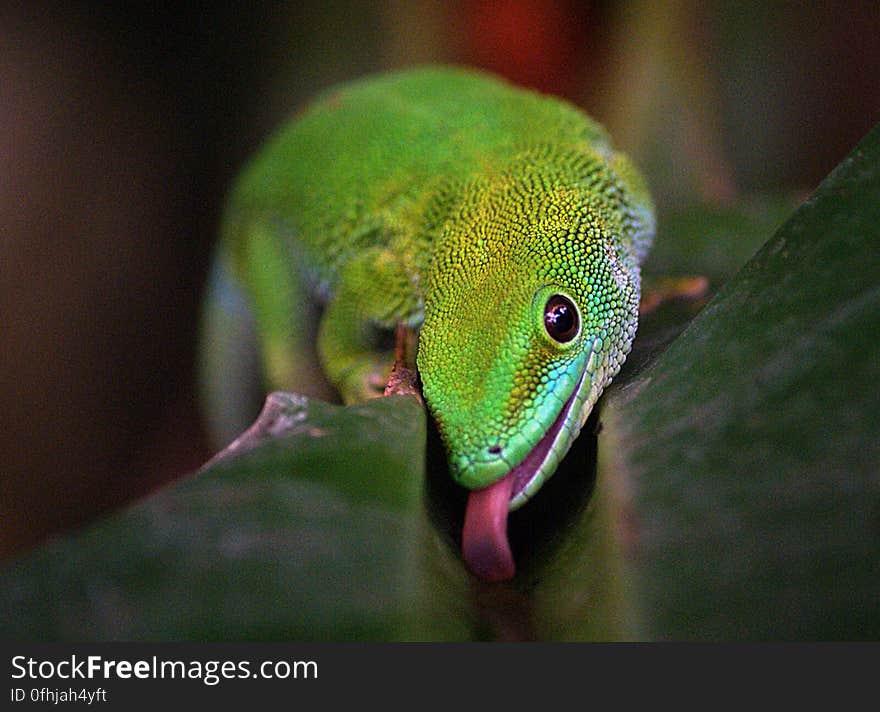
[{"left": 544, "top": 295, "right": 578, "bottom": 343}]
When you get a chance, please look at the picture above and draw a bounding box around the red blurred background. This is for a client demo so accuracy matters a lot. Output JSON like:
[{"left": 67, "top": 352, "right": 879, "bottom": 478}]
[{"left": 2, "top": 1, "right": 878, "bottom": 560}]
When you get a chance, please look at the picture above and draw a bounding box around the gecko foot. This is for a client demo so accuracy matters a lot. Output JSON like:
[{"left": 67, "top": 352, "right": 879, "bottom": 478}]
[{"left": 640, "top": 275, "right": 710, "bottom": 314}]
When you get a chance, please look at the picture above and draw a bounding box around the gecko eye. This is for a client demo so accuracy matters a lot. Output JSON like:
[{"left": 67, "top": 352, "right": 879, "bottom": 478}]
[{"left": 544, "top": 295, "right": 579, "bottom": 343}]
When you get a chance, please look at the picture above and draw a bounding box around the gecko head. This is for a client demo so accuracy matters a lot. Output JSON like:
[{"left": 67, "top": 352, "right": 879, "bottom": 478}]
[{"left": 416, "top": 185, "right": 641, "bottom": 580}]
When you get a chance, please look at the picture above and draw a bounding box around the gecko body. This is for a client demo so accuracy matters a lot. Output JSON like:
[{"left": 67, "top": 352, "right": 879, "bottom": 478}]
[{"left": 222, "top": 66, "right": 654, "bottom": 580}]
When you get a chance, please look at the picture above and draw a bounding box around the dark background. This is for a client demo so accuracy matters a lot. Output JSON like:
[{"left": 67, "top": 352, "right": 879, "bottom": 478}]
[{"left": 2, "top": 1, "right": 879, "bottom": 560}]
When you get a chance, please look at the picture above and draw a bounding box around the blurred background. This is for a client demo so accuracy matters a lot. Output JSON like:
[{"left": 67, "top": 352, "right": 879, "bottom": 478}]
[{"left": 2, "top": 1, "right": 879, "bottom": 561}]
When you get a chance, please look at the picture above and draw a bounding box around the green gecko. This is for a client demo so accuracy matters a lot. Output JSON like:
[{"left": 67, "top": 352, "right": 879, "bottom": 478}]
[{"left": 219, "top": 66, "right": 654, "bottom": 581}]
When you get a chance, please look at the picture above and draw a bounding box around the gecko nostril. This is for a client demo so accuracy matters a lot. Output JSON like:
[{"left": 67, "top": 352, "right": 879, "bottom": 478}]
[{"left": 488, "top": 445, "right": 502, "bottom": 455}]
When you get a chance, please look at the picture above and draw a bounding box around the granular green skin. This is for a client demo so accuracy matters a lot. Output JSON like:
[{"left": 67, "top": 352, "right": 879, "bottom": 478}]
[{"left": 225, "top": 66, "right": 654, "bottom": 503}]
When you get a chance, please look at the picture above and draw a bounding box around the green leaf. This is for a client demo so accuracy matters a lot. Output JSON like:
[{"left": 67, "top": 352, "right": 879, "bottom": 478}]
[
  {"left": 603, "top": 123, "right": 880, "bottom": 638},
  {"left": 644, "top": 194, "right": 796, "bottom": 283},
  {"left": 0, "top": 394, "right": 439, "bottom": 641}
]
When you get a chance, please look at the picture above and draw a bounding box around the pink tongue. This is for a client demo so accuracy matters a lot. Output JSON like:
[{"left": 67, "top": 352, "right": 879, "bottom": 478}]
[{"left": 462, "top": 472, "right": 516, "bottom": 582}]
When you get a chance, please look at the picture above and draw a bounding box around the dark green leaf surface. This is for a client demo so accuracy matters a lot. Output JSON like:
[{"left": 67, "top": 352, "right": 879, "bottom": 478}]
[
  {"left": 604, "top": 124, "right": 880, "bottom": 638},
  {"left": 0, "top": 395, "right": 433, "bottom": 641}
]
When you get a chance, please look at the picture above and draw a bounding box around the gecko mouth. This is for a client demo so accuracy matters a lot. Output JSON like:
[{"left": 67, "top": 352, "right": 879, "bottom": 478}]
[
  {"left": 461, "top": 371, "right": 585, "bottom": 582},
  {"left": 508, "top": 375, "right": 583, "bottom": 503}
]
